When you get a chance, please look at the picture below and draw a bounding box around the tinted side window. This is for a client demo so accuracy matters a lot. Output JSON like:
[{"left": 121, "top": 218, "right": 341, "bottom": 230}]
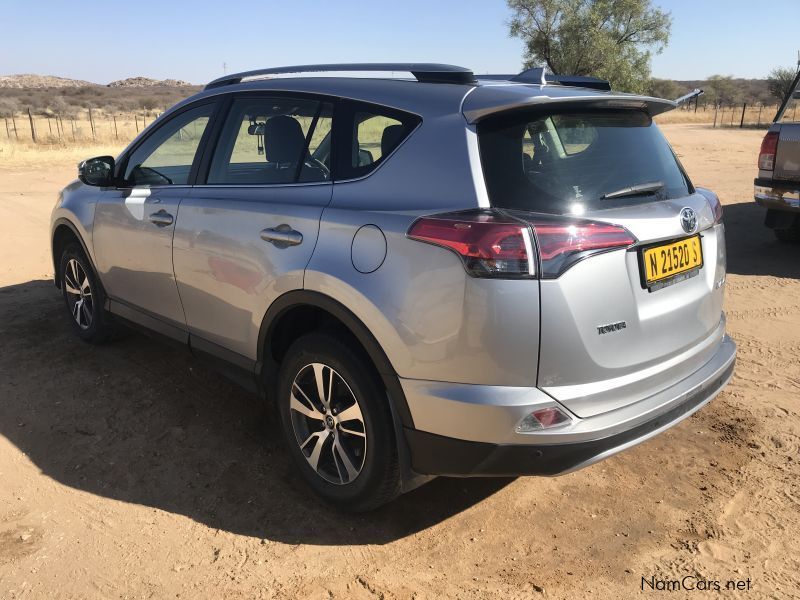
[
  {"left": 208, "top": 97, "right": 333, "bottom": 185},
  {"left": 336, "top": 102, "right": 420, "bottom": 180},
  {"left": 124, "top": 104, "right": 214, "bottom": 186}
]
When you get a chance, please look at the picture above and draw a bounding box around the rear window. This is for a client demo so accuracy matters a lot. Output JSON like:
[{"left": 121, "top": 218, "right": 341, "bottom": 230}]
[{"left": 478, "top": 110, "right": 691, "bottom": 215}]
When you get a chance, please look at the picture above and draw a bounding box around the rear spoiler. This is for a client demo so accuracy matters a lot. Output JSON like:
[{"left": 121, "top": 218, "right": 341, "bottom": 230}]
[{"left": 462, "top": 93, "right": 678, "bottom": 124}]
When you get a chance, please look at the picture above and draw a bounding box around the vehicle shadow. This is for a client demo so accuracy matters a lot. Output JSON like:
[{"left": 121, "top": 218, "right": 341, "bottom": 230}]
[
  {"left": 723, "top": 202, "right": 800, "bottom": 278},
  {"left": 0, "top": 280, "right": 512, "bottom": 546}
]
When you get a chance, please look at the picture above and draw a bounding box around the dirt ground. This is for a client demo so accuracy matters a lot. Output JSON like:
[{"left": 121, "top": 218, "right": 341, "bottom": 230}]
[{"left": 0, "top": 124, "right": 798, "bottom": 599}]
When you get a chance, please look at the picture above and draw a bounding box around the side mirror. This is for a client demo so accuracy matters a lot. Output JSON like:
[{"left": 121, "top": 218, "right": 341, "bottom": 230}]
[{"left": 78, "top": 156, "right": 115, "bottom": 187}]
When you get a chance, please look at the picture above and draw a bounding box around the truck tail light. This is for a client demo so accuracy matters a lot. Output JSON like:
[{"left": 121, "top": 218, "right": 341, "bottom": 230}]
[
  {"left": 758, "top": 131, "right": 779, "bottom": 171},
  {"left": 407, "top": 210, "right": 635, "bottom": 279}
]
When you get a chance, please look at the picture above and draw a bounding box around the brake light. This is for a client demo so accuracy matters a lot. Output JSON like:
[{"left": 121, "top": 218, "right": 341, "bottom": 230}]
[
  {"left": 528, "top": 218, "right": 636, "bottom": 278},
  {"left": 759, "top": 131, "right": 779, "bottom": 170},
  {"left": 407, "top": 211, "right": 534, "bottom": 278},
  {"left": 407, "top": 210, "right": 635, "bottom": 279}
]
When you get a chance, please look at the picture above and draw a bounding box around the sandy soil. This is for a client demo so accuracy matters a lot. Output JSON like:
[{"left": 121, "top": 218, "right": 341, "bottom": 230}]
[{"left": 0, "top": 124, "right": 798, "bottom": 599}]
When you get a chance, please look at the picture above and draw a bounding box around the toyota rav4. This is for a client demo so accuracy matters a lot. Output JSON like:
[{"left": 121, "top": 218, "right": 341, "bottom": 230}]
[{"left": 51, "top": 63, "right": 736, "bottom": 511}]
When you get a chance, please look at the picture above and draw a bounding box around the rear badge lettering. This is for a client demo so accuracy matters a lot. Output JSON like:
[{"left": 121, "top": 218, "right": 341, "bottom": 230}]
[{"left": 597, "top": 321, "right": 627, "bottom": 335}]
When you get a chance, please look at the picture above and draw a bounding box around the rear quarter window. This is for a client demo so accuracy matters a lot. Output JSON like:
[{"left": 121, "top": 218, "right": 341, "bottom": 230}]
[{"left": 334, "top": 101, "right": 420, "bottom": 180}]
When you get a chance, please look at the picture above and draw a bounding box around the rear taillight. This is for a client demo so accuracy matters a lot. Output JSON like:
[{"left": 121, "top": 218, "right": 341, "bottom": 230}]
[
  {"left": 407, "top": 210, "right": 635, "bottom": 279},
  {"left": 407, "top": 211, "right": 534, "bottom": 278},
  {"left": 527, "top": 217, "right": 636, "bottom": 278},
  {"left": 759, "top": 131, "right": 779, "bottom": 170}
]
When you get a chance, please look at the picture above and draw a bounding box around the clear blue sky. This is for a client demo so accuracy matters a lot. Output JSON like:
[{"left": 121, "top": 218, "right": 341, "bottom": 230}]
[{"left": 0, "top": 0, "right": 797, "bottom": 83}]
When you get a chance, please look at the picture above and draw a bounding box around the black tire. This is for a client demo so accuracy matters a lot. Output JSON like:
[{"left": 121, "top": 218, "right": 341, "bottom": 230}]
[
  {"left": 774, "top": 227, "right": 800, "bottom": 243},
  {"left": 276, "top": 332, "right": 400, "bottom": 512},
  {"left": 59, "top": 243, "right": 115, "bottom": 343}
]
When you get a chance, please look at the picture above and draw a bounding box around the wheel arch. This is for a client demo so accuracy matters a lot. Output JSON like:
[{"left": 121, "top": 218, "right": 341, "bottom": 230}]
[
  {"left": 51, "top": 218, "right": 97, "bottom": 289},
  {"left": 257, "top": 290, "right": 414, "bottom": 430}
]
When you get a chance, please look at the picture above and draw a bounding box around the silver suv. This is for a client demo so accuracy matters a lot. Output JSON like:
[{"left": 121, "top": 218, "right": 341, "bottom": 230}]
[{"left": 51, "top": 63, "right": 736, "bottom": 511}]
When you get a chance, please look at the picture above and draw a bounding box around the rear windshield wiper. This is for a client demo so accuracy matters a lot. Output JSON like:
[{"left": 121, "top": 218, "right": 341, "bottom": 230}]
[{"left": 601, "top": 181, "right": 665, "bottom": 200}]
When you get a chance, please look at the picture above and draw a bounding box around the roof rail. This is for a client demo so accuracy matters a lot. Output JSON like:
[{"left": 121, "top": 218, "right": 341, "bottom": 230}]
[
  {"left": 205, "top": 63, "right": 477, "bottom": 90},
  {"left": 477, "top": 67, "right": 612, "bottom": 91}
]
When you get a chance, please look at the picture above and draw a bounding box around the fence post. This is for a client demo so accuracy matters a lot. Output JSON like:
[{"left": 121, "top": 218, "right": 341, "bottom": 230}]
[
  {"left": 11, "top": 114, "right": 19, "bottom": 140},
  {"left": 713, "top": 103, "right": 718, "bottom": 128},
  {"left": 47, "top": 117, "right": 53, "bottom": 136},
  {"left": 757, "top": 104, "right": 763, "bottom": 126},
  {"left": 59, "top": 115, "right": 65, "bottom": 138},
  {"left": 740, "top": 103, "right": 747, "bottom": 128},
  {"left": 113, "top": 115, "right": 119, "bottom": 140},
  {"left": 4, "top": 117, "right": 10, "bottom": 139},
  {"left": 88, "top": 107, "right": 96, "bottom": 139},
  {"left": 27, "top": 108, "right": 36, "bottom": 143},
  {"left": 70, "top": 118, "right": 76, "bottom": 141},
  {"left": 134, "top": 114, "right": 139, "bottom": 133}
]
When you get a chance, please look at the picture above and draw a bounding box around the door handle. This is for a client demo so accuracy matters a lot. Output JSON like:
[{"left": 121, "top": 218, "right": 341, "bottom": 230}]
[
  {"left": 260, "top": 225, "right": 303, "bottom": 247},
  {"left": 148, "top": 210, "right": 174, "bottom": 227}
]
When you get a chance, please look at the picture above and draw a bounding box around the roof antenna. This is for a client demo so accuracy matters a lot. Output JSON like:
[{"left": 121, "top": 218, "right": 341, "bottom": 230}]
[{"left": 539, "top": 65, "right": 548, "bottom": 86}]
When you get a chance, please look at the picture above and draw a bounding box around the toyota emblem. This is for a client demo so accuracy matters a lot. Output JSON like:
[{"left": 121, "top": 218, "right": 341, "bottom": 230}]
[{"left": 679, "top": 207, "right": 697, "bottom": 234}]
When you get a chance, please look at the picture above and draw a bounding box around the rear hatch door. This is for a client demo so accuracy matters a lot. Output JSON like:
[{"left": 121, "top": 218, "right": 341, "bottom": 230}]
[{"left": 476, "top": 106, "right": 726, "bottom": 418}]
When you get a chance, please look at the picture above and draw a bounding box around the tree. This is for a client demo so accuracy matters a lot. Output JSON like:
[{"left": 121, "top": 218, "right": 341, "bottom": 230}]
[
  {"left": 767, "top": 66, "right": 799, "bottom": 104},
  {"left": 0, "top": 98, "right": 17, "bottom": 118},
  {"left": 704, "top": 75, "right": 739, "bottom": 107},
  {"left": 507, "top": 0, "right": 672, "bottom": 93},
  {"left": 647, "top": 78, "right": 682, "bottom": 100}
]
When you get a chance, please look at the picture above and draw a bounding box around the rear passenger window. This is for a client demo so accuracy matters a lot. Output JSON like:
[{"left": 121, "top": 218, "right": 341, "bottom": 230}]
[
  {"left": 208, "top": 97, "right": 333, "bottom": 185},
  {"left": 338, "top": 103, "right": 420, "bottom": 179}
]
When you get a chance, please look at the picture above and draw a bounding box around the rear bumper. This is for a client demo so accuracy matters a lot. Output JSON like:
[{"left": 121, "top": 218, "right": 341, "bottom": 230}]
[
  {"left": 754, "top": 178, "right": 800, "bottom": 213},
  {"left": 403, "top": 335, "right": 736, "bottom": 477}
]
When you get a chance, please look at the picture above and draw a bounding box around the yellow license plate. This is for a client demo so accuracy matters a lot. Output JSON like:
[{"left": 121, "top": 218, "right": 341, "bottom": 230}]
[{"left": 642, "top": 235, "right": 703, "bottom": 284}]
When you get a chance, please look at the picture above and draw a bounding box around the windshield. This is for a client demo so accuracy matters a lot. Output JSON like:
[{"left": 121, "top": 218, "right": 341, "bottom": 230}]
[{"left": 477, "top": 110, "right": 691, "bottom": 215}]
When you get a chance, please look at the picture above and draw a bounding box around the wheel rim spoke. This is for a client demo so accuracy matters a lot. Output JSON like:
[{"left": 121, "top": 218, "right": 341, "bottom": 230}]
[
  {"left": 64, "top": 261, "right": 80, "bottom": 295},
  {"left": 339, "top": 425, "right": 365, "bottom": 438},
  {"left": 336, "top": 402, "right": 363, "bottom": 424},
  {"left": 312, "top": 363, "right": 331, "bottom": 410},
  {"left": 290, "top": 387, "right": 323, "bottom": 420},
  {"left": 333, "top": 437, "right": 360, "bottom": 483},
  {"left": 72, "top": 299, "right": 82, "bottom": 325},
  {"left": 80, "top": 301, "right": 92, "bottom": 327},
  {"left": 300, "top": 430, "right": 328, "bottom": 472}
]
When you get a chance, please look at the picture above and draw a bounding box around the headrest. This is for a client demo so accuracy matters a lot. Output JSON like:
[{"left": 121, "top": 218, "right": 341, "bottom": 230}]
[
  {"left": 264, "top": 116, "right": 305, "bottom": 163},
  {"left": 381, "top": 124, "right": 406, "bottom": 157}
]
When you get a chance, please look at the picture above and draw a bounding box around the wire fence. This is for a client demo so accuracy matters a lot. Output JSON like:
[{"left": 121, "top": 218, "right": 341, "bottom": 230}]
[
  {"left": 2, "top": 108, "right": 164, "bottom": 146},
  {"left": 655, "top": 101, "right": 786, "bottom": 128}
]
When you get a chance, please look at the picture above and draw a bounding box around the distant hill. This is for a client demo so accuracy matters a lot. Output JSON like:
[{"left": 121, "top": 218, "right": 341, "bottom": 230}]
[
  {"left": 107, "top": 77, "right": 193, "bottom": 88},
  {"left": 0, "top": 74, "right": 194, "bottom": 89},
  {"left": 0, "top": 74, "right": 98, "bottom": 88}
]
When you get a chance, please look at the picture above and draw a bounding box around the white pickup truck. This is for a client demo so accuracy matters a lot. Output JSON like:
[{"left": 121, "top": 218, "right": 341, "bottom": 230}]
[{"left": 755, "top": 70, "right": 800, "bottom": 241}]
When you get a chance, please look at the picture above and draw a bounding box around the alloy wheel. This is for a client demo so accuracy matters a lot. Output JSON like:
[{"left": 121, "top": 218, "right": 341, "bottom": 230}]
[
  {"left": 289, "top": 362, "right": 367, "bottom": 485},
  {"left": 63, "top": 258, "right": 93, "bottom": 330}
]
